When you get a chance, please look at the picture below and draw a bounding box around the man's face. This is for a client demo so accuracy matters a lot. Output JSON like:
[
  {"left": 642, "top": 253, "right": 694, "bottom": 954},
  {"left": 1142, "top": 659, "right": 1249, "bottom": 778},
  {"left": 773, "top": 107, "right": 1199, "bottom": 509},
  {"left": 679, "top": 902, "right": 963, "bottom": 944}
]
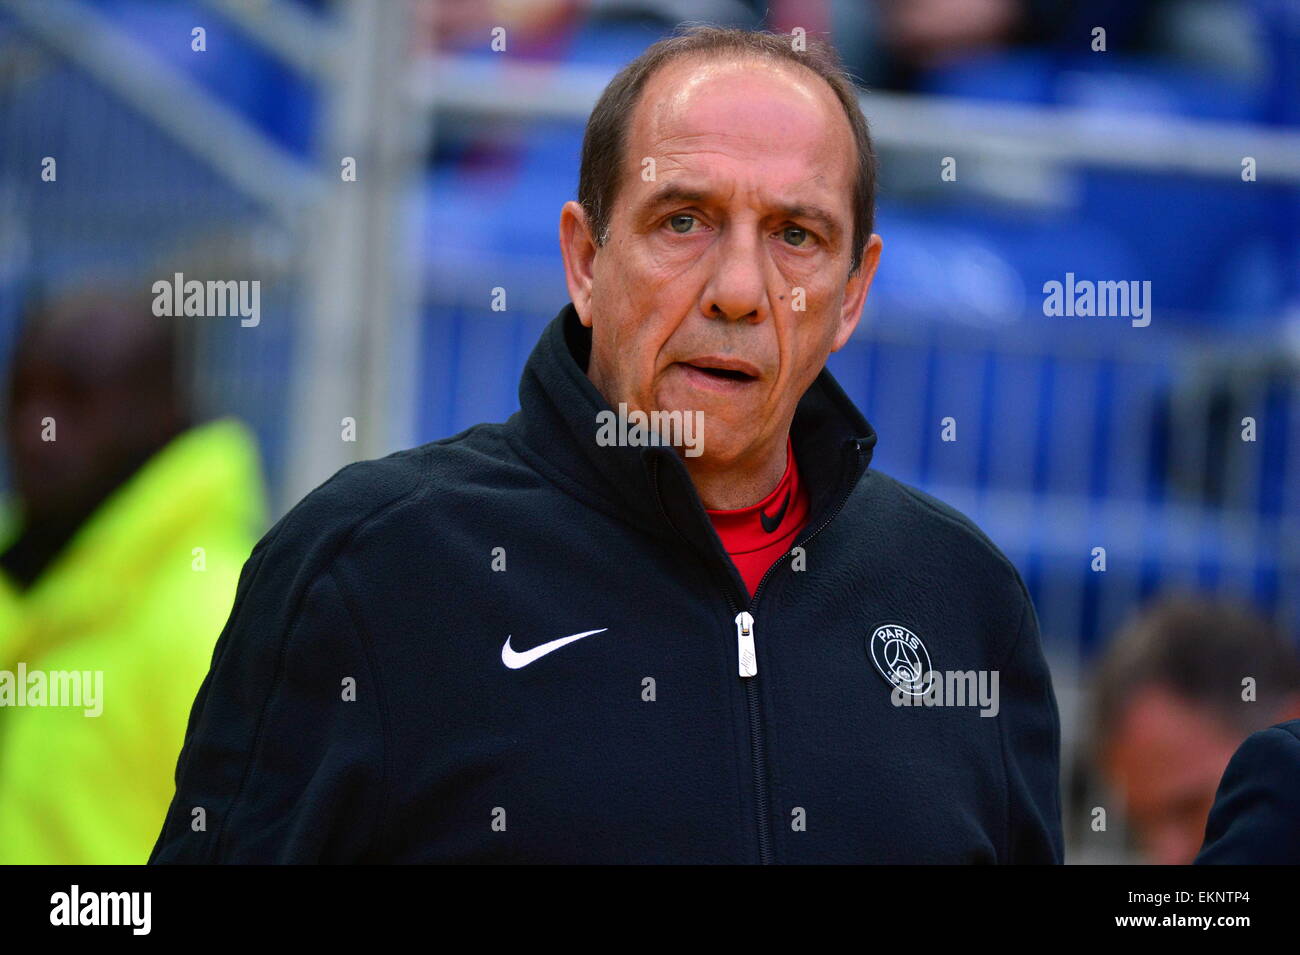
[
  {"left": 1101, "top": 685, "right": 1245, "bottom": 865},
  {"left": 4, "top": 304, "right": 179, "bottom": 523},
  {"left": 561, "top": 56, "right": 881, "bottom": 471}
]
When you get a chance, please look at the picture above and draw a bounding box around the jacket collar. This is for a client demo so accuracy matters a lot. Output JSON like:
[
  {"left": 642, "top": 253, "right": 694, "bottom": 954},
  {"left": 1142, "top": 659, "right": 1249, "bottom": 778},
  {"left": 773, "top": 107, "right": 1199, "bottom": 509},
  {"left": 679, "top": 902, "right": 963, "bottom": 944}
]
[{"left": 510, "top": 303, "right": 877, "bottom": 579}]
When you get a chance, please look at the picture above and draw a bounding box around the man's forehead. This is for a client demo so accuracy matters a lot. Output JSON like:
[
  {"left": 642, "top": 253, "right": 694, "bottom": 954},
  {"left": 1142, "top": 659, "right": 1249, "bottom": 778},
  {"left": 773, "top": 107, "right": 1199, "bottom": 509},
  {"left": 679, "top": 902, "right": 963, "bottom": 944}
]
[
  {"left": 623, "top": 57, "right": 854, "bottom": 211},
  {"left": 634, "top": 56, "right": 847, "bottom": 150}
]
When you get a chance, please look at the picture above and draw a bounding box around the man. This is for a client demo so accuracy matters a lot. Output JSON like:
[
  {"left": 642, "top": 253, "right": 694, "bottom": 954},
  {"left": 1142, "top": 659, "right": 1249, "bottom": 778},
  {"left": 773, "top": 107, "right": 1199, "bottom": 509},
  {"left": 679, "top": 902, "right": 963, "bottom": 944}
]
[
  {"left": 0, "top": 290, "right": 265, "bottom": 863},
  {"left": 152, "top": 26, "right": 1060, "bottom": 864},
  {"left": 1197, "top": 718, "right": 1300, "bottom": 863},
  {"left": 1090, "top": 595, "right": 1300, "bottom": 864}
]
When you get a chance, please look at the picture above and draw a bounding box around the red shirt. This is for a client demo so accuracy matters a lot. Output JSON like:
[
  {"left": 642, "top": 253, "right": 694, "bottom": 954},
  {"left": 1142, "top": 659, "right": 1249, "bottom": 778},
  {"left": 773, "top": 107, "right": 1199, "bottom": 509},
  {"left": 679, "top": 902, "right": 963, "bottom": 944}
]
[{"left": 705, "top": 436, "right": 810, "bottom": 599}]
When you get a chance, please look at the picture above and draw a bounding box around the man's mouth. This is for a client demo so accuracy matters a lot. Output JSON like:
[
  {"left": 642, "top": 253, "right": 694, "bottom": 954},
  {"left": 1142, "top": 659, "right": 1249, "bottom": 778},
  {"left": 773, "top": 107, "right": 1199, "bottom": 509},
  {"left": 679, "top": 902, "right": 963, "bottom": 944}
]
[{"left": 678, "top": 356, "right": 761, "bottom": 385}]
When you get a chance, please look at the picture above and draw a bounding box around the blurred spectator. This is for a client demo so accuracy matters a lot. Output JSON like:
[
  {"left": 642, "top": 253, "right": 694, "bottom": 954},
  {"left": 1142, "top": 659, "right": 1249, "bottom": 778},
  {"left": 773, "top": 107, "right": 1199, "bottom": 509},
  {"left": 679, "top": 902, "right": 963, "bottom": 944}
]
[
  {"left": 878, "top": 0, "right": 1027, "bottom": 70},
  {"left": 416, "top": 0, "right": 589, "bottom": 57},
  {"left": 851, "top": 0, "right": 1263, "bottom": 90},
  {"left": 0, "top": 289, "right": 266, "bottom": 863},
  {"left": 414, "top": 0, "right": 763, "bottom": 58},
  {"left": 1089, "top": 595, "right": 1300, "bottom": 864}
]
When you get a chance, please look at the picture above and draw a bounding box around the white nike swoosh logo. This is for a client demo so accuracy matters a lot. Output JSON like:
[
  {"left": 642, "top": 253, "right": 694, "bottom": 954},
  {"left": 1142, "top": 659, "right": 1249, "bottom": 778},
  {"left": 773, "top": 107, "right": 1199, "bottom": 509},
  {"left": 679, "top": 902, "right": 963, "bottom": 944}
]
[{"left": 501, "top": 629, "right": 608, "bottom": 669}]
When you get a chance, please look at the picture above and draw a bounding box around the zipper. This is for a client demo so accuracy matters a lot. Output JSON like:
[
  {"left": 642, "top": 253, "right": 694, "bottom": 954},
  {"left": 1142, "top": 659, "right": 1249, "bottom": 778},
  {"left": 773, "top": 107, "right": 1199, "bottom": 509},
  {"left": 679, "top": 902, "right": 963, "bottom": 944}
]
[
  {"left": 734, "top": 611, "right": 756, "bottom": 676},
  {"left": 725, "top": 439, "right": 866, "bottom": 865},
  {"left": 727, "top": 597, "right": 772, "bottom": 863},
  {"left": 655, "top": 439, "right": 866, "bottom": 865}
]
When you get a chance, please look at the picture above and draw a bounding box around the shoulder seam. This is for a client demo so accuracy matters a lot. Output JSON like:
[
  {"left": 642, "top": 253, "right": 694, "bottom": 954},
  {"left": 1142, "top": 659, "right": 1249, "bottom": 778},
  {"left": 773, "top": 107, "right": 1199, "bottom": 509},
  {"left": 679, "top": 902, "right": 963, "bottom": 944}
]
[
  {"left": 887, "top": 478, "right": 1018, "bottom": 576},
  {"left": 995, "top": 598, "right": 1030, "bottom": 863},
  {"left": 211, "top": 454, "right": 434, "bottom": 861},
  {"left": 883, "top": 476, "right": 1031, "bottom": 607},
  {"left": 330, "top": 567, "right": 392, "bottom": 861}
]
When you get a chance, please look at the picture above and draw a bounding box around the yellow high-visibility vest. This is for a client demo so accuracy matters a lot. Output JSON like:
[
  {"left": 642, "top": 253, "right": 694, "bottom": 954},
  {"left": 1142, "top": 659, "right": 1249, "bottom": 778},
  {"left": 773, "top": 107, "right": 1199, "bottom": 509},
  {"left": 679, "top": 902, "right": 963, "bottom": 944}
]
[{"left": 0, "top": 418, "right": 266, "bottom": 864}]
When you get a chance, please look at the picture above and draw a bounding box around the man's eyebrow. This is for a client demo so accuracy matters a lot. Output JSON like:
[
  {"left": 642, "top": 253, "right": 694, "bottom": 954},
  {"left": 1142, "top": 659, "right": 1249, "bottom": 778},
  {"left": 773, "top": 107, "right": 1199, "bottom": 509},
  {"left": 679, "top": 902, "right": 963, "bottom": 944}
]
[
  {"left": 640, "top": 182, "right": 712, "bottom": 210},
  {"left": 774, "top": 202, "right": 842, "bottom": 240}
]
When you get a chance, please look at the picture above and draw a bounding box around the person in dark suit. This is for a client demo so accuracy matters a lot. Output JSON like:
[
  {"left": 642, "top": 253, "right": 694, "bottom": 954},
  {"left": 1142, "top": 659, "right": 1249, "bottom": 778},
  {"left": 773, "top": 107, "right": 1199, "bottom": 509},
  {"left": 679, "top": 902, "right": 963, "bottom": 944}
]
[
  {"left": 1196, "top": 719, "right": 1300, "bottom": 864},
  {"left": 1090, "top": 596, "right": 1300, "bottom": 864}
]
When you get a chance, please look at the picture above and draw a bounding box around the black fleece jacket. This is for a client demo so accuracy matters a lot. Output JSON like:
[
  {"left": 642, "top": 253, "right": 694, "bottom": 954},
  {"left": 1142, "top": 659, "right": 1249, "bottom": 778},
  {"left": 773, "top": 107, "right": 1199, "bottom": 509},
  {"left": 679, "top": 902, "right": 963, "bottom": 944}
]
[{"left": 151, "top": 303, "right": 1063, "bottom": 864}]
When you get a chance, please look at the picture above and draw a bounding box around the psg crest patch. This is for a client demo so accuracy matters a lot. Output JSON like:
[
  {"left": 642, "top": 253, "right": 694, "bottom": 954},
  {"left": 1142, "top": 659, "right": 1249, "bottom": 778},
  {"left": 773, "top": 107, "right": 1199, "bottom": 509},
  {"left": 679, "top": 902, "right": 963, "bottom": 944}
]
[{"left": 868, "top": 624, "right": 935, "bottom": 697}]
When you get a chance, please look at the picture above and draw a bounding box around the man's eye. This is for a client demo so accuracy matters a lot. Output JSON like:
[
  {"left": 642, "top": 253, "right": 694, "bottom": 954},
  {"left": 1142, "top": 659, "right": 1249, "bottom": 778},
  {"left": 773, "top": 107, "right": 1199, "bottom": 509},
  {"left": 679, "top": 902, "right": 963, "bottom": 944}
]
[
  {"left": 780, "top": 226, "right": 811, "bottom": 247},
  {"left": 667, "top": 214, "right": 696, "bottom": 234}
]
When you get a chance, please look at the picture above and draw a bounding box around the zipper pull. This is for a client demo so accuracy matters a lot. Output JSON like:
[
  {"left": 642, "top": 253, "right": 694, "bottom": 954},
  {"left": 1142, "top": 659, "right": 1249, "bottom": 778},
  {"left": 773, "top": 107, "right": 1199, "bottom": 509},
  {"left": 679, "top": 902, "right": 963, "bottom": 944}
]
[{"left": 735, "top": 611, "right": 757, "bottom": 678}]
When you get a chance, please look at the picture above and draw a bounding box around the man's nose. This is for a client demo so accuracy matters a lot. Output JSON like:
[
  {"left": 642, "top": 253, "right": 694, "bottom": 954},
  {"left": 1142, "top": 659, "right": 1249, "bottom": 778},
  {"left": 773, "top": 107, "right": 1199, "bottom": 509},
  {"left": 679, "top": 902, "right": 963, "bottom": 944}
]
[{"left": 701, "top": 228, "right": 765, "bottom": 323}]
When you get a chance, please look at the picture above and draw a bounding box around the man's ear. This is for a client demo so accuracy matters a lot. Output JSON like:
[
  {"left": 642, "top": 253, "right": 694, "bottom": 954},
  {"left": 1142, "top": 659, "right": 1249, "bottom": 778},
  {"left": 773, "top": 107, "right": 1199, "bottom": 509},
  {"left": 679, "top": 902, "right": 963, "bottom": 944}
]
[
  {"left": 559, "top": 200, "right": 598, "bottom": 327},
  {"left": 831, "top": 233, "right": 882, "bottom": 352}
]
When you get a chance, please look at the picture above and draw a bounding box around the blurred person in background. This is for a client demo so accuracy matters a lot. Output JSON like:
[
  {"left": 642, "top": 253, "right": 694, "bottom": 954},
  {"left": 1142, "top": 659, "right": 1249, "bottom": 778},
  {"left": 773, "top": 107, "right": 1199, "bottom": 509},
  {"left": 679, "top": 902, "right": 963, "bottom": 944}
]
[
  {"left": 0, "top": 289, "right": 266, "bottom": 863},
  {"left": 849, "top": 0, "right": 1263, "bottom": 91},
  {"left": 415, "top": 0, "right": 590, "bottom": 57},
  {"left": 1089, "top": 595, "right": 1300, "bottom": 864}
]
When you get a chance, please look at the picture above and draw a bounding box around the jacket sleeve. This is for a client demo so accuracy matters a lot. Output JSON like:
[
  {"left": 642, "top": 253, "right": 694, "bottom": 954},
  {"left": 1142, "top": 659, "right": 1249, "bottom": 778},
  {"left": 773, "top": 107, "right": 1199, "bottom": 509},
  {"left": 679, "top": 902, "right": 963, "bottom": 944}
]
[
  {"left": 1195, "top": 723, "right": 1300, "bottom": 864},
  {"left": 149, "top": 521, "right": 387, "bottom": 864},
  {"left": 998, "top": 596, "right": 1064, "bottom": 863}
]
